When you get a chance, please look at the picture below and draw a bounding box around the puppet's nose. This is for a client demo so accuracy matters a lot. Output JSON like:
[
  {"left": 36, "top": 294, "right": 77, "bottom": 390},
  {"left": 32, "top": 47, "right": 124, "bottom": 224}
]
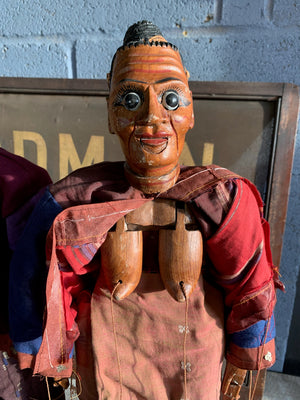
[{"left": 137, "top": 86, "right": 166, "bottom": 125}]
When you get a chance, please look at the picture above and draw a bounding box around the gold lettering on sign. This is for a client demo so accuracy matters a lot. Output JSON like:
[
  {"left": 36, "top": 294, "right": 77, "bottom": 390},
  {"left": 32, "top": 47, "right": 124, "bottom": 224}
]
[
  {"left": 180, "top": 142, "right": 214, "bottom": 166},
  {"left": 59, "top": 133, "right": 104, "bottom": 179},
  {"left": 13, "top": 131, "right": 47, "bottom": 169},
  {"left": 202, "top": 142, "right": 214, "bottom": 165},
  {"left": 179, "top": 142, "right": 195, "bottom": 166}
]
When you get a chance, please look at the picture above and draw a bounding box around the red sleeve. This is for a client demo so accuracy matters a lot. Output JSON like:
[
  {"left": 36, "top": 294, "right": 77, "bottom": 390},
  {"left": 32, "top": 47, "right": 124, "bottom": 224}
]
[
  {"left": 205, "top": 179, "right": 277, "bottom": 333},
  {"left": 227, "top": 338, "right": 276, "bottom": 370}
]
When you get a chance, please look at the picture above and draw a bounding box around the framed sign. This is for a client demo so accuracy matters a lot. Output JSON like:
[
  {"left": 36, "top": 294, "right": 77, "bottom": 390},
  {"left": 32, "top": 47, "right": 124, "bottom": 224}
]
[
  {"left": 0, "top": 77, "right": 298, "bottom": 399},
  {"left": 0, "top": 78, "right": 298, "bottom": 267}
]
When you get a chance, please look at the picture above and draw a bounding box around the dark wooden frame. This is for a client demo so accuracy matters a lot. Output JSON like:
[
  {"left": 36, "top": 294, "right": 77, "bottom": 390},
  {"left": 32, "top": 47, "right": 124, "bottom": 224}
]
[
  {"left": 1, "top": 77, "right": 297, "bottom": 268},
  {"left": 188, "top": 81, "right": 299, "bottom": 400},
  {"left": 0, "top": 78, "right": 299, "bottom": 399},
  {"left": 188, "top": 81, "right": 299, "bottom": 270}
]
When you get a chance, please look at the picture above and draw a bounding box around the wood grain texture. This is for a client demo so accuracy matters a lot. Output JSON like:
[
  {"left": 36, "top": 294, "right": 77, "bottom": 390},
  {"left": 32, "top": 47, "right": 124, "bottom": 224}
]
[
  {"left": 100, "top": 217, "right": 143, "bottom": 300},
  {"left": 267, "top": 84, "right": 299, "bottom": 267},
  {"left": 159, "top": 207, "right": 203, "bottom": 302}
]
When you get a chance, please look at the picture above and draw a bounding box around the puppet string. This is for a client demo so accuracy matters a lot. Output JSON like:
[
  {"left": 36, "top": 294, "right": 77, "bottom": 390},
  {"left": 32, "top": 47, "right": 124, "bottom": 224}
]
[
  {"left": 248, "top": 371, "right": 253, "bottom": 400},
  {"left": 111, "top": 281, "right": 123, "bottom": 400},
  {"left": 180, "top": 281, "right": 189, "bottom": 400},
  {"left": 46, "top": 376, "right": 51, "bottom": 400},
  {"left": 249, "top": 315, "right": 271, "bottom": 400}
]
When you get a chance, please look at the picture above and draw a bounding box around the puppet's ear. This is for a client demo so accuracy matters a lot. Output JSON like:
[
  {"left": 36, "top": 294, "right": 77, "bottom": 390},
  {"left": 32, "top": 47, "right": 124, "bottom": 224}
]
[
  {"left": 184, "top": 68, "right": 190, "bottom": 80},
  {"left": 106, "top": 72, "right": 111, "bottom": 88},
  {"left": 107, "top": 111, "right": 115, "bottom": 135},
  {"left": 106, "top": 72, "right": 116, "bottom": 135},
  {"left": 106, "top": 96, "right": 115, "bottom": 135},
  {"left": 189, "top": 106, "right": 195, "bottom": 130}
]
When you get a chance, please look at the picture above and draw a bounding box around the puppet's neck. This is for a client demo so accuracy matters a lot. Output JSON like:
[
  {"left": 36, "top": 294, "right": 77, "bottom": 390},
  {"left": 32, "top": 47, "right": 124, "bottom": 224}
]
[{"left": 124, "top": 163, "right": 180, "bottom": 194}]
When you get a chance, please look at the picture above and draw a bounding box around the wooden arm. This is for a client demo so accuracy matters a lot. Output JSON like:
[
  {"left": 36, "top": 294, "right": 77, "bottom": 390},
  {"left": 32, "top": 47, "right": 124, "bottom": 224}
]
[{"left": 221, "top": 361, "right": 248, "bottom": 400}]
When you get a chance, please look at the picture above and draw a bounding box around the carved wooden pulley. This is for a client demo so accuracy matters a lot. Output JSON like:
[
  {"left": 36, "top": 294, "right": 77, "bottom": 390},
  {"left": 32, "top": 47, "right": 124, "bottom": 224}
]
[
  {"left": 159, "top": 206, "right": 203, "bottom": 302},
  {"left": 100, "top": 217, "right": 143, "bottom": 300}
]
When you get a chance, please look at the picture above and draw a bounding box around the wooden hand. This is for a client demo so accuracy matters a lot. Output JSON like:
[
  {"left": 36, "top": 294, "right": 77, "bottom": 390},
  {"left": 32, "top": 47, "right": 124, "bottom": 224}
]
[
  {"left": 53, "top": 377, "right": 69, "bottom": 389},
  {"left": 221, "top": 361, "right": 247, "bottom": 400}
]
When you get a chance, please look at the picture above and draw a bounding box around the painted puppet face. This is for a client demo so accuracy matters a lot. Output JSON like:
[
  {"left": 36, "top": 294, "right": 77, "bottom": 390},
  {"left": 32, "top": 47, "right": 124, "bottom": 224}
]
[{"left": 107, "top": 44, "right": 194, "bottom": 178}]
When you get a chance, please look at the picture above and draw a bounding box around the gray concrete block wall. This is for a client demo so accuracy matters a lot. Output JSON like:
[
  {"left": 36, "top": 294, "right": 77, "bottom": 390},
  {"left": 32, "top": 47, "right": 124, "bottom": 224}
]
[
  {"left": 0, "top": 0, "right": 299, "bottom": 373},
  {"left": 0, "top": 1, "right": 299, "bottom": 84}
]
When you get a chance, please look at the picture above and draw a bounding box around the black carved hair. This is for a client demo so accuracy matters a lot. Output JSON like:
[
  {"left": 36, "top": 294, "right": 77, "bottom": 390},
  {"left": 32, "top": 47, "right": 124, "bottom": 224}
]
[
  {"left": 123, "top": 20, "right": 163, "bottom": 46},
  {"left": 108, "top": 20, "right": 180, "bottom": 88},
  {"left": 121, "top": 20, "right": 178, "bottom": 51}
]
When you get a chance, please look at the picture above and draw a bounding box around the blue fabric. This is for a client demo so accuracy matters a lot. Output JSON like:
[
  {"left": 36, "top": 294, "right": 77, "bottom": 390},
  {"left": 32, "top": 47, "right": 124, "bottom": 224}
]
[
  {"left": 230, "top": 314, "right": 275, "bottom": 348},
  {"left": 14, "top": 337, "right": 42, "bottom": 355},
  {"left": 9, "top": 189, "right": 62, "bottom": 346},
  {"left": 14, "top": 337, "right": 74, "bottom": 359}
]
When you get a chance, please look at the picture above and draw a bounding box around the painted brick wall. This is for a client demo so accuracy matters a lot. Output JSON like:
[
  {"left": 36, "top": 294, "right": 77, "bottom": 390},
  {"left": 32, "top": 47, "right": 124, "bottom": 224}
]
[{"left": 0, "top": 0, "right": 299, "bottom": 372}]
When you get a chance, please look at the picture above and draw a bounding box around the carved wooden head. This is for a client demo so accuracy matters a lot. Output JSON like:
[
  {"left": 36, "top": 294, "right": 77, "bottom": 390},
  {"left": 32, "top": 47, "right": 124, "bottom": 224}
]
[{"left": 107, "top": 21, "right": 194, "bottom": 193}]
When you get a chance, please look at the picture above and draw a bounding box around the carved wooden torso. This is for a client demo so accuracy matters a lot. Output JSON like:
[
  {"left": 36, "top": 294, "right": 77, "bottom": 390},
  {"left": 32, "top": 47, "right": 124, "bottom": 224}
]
[{"left": 100, "top": 199, "right": 203, "bottom": 302}]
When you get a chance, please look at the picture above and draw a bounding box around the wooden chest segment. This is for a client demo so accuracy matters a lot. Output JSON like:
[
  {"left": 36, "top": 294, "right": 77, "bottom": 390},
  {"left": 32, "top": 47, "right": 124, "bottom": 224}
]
[{"left": 100, "top": 199, "right": 203, "bottom": 302}]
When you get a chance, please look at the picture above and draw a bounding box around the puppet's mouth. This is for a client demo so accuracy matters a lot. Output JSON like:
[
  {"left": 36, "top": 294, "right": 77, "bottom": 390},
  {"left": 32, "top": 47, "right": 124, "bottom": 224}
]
[{"left": 138, "top": 136, "right": 168, "bottom": 154}]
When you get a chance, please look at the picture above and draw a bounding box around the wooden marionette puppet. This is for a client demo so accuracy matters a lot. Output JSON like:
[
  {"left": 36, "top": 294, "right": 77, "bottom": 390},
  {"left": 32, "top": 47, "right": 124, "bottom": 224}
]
[
  {"left": 11, "top": 20, "right": 279, "bottom": 400},
  {"left": 102, "top": 22, "right": 276, "bottom": 398}
]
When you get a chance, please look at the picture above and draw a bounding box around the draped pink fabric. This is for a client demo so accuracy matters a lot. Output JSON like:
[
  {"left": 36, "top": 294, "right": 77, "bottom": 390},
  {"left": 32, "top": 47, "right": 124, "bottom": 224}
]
[{"left": 34, "top": 199, "right": 150, "bottom": 377}]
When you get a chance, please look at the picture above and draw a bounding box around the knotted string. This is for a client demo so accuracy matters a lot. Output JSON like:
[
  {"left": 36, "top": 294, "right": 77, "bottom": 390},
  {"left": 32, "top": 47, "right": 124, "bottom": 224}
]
[{"left": 111, "top": 281, "right": 123, "bottom": 400}]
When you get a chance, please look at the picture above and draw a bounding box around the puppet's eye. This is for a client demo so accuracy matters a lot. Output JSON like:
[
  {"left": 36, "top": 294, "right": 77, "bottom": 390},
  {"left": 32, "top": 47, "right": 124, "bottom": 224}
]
[
  {"left": 162, "top": 90, "right": 179, "bottom": 110},
  {"left": 123, "top": 92, "right": 141, "bottom": 110}
]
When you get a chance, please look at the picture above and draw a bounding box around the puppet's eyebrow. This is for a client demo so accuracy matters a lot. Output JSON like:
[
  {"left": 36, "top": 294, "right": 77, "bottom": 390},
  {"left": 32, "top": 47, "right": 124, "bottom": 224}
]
[
  {"left": 118, "top": 78, "right": 147, "bottom": 84},
  {"left": 154, "top": 77, "right": 182, "bottom": 84}
]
